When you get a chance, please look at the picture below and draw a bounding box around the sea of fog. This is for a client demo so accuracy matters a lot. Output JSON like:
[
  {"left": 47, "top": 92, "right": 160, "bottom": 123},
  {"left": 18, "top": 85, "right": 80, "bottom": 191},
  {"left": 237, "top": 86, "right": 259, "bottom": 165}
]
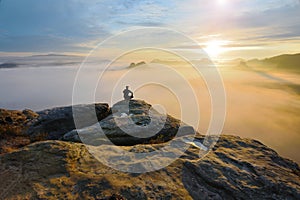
[{"left": 0, "top": 63, "right": 299, "bottom": 164}]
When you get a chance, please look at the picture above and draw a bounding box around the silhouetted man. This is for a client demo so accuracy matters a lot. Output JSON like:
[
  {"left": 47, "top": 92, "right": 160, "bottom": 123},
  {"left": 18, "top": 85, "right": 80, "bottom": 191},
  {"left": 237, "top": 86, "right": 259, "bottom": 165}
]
[{"left": 123, "top": 86, "right": 134, "bottom": 100}]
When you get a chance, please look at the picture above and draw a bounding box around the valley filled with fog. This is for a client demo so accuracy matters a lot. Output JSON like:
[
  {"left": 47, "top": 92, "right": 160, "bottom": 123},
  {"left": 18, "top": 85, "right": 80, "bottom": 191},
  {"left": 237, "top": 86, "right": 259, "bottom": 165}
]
[{"left": 0, "top": 56, "right": 299, "bottom": 163}]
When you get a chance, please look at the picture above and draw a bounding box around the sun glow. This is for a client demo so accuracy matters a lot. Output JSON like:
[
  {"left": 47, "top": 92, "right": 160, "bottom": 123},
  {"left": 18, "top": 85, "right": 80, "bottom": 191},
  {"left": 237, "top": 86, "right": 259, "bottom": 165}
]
[
  {"left": 204, "top": 40, "right": 229, "bottom": 58},
  {"left": 217, "top": 0, "right": 227, "bottom": 5}
]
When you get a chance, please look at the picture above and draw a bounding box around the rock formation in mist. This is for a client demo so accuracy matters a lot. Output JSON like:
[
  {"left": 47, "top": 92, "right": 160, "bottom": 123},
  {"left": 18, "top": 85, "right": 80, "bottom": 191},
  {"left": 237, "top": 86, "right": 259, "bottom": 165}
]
[{"left": 128, "top": 61, "right": 146, "bottom": 68}]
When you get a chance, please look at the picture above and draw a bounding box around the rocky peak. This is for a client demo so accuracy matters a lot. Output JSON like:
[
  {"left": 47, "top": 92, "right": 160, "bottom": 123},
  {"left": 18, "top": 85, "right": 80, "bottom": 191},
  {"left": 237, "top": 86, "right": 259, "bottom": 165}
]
[
  {"left": 128, "top": 61, "right": 146, "bottom": 68},
  {"left": 63, "top": 99, "right": 192, "bottom": 146},
  {"left": 0, "top": 100, "right": 299, "bottom": 199}
]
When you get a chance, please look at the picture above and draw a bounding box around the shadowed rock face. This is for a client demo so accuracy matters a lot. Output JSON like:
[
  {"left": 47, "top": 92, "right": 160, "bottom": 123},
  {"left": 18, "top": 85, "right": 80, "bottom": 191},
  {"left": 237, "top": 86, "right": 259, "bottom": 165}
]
[
  {"left": 0, "top": 136, "right": 299, "bottom": 200},
  {"left": 63, "top": 100, "right": 192, "bottom": 146},
  {"left": 27, "top": 103, "right": 111, "bottom": 141}
]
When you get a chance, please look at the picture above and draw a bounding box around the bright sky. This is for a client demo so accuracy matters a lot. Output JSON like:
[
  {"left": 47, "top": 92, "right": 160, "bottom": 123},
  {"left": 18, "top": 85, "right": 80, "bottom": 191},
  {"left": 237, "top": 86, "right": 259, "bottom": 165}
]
[{"left": 0, "top": 0, "right": 299, "bottom": 59}]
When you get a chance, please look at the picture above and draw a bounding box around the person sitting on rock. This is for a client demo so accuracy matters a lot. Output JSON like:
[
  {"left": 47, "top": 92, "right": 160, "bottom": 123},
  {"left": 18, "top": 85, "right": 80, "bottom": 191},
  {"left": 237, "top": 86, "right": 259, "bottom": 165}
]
[{"left": 123, "top": 86, "right": 134, "bottom": 100}]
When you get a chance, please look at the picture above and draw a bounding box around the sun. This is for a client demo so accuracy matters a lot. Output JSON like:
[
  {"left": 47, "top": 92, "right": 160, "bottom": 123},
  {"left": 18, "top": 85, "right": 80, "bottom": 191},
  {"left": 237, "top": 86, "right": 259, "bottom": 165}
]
[
  {"left": 204, "top": 40, "right": 228, "bottom": 58},
  {"left": 217, "top": 0, "right": 227, "bottom": 5}
]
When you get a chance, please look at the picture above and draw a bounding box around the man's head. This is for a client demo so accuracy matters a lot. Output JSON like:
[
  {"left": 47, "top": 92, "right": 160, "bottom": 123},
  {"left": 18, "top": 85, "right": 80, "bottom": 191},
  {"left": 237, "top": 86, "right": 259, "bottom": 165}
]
[{"left": 126, "top": 86, "right": 129, "bottom": 89}]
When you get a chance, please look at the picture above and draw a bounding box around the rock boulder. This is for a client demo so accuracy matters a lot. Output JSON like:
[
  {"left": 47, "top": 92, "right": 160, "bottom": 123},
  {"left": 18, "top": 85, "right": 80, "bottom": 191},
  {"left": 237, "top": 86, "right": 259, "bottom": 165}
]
[
  {"left": 27, "top": 103, "right": 111, "bottom": 141},
  {"left": 63, "top": 100, "right": 194, "bottom": 146}
]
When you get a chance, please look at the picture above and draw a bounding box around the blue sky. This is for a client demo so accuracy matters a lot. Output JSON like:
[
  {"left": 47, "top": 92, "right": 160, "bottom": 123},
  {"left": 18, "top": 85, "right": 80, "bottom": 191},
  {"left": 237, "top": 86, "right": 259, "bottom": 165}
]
[{"left": 0, "top": 0, "right": 299, "bottom": 58}]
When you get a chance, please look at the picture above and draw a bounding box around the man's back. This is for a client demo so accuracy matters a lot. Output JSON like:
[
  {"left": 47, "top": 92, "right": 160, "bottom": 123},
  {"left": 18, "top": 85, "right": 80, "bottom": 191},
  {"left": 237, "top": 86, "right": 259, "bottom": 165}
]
[{"left": 123, "top": 87, "right": 133, "bottom": 100}]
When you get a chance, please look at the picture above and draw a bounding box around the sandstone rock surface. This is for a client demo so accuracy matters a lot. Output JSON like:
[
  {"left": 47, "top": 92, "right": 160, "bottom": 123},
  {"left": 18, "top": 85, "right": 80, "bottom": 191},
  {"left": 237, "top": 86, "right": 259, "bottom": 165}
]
[
  {"left": 0, "top": 108, "right": 38, "bottom": 154},
  {"left": 0, "top": 100, "right": 299, "bottom": 199},
  {"left": 0, "top": 136, "right": 299, "bottom": 199}
]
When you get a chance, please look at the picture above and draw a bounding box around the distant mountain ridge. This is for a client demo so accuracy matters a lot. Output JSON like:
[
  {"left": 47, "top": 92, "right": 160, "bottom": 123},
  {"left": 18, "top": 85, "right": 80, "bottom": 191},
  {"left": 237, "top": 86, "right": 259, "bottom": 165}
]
[
  {"left": 263, "top": 53, "right": 300, "bottom": 69},
  {"left": 245, "top": 53, "right": 300, "bottom": 73},
  {"left": 0, "top": 63, "right": 19, "bottom": 69},
  {"left": 0, "top": 53, "right": 84, "bottom": 69},
  {"left": 1, "top": 53, "right": 299, "bottom": 70},
  {"left": 29, "top": 53, "right": 82, "bottom": 58}
]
